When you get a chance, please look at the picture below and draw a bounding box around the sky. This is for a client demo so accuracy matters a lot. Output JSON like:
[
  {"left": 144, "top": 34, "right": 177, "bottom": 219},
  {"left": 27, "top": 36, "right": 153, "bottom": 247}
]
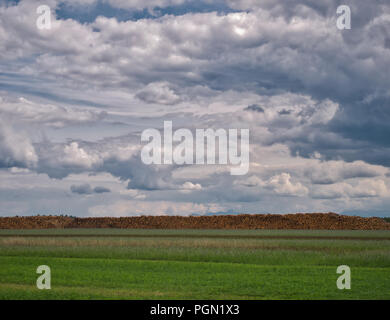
[{"left": 0, "top": 0, "right": 389, "bottom": 217}]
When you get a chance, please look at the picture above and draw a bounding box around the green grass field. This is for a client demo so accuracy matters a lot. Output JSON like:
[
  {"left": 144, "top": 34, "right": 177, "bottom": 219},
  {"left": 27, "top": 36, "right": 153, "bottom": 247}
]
[{"left": 0, "top": 229, "right": 389, "bottom": 300}]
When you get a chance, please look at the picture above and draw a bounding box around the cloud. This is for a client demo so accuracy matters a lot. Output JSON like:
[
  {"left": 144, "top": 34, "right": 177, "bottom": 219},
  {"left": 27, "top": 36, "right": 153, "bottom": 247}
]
[
  {"left": 88, "top": 200, "right": 225, "bottom": 216},
  {"left": 0, "top": 120, "right": 38, "bottom": 168},
  {"left": 63, "top": 142, "right": 102, "bottom": 169},
  {"left": 305, "top": 160, "right": 387, "bottom": 184},
  {"left": 181, "top": 181, "right": 202, "bottom": 190},
  {"left": 0, "top": 0, "right": 390, "bottom": 216},
  {"left": 179, "top": 181, "right": 202, "bottom": 193},
  {"left": 0, "top": 96, "right": 107, "bottom": 128},
  {"left": 70, "top": 183, "right": 111, "bottom": 194},
  {"left": 135, "top": 82, "right": 181, "bottom": 105},
  {"left": 70, "top": 183, "right": 93, "bottom": 194},
  {"left": 311, "top": 179, "right": 389, "bottom": 199},
  {"left": 265, "top": 173, "right": 308, "bottom": 196},
  {"left": 244, "top": 104, "right": 264, "bottom": 113},
  {"left": 93, "top": 186, "right": 111, "bottom": 193}
]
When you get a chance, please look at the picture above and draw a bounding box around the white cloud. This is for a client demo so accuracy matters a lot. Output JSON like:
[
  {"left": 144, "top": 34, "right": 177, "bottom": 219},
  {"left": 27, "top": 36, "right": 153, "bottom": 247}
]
[
  {"left": 311, "top": 179, "right": 389, "bottom": 199},
  {"left": 0, "top": 120, "right": 38, "bottom": 168},
  {"left": 266, "top": 173, "right": 308, "bottom": 196},
  {"left": 306, "top": 160, "right": 387, "bottom": 185},
  {"left": 0, "top": 96, "right": 106, "bottom": 127},
  {"left": 136, "top": 82, "right": 181, "bottom": 105},
  {"left": 63, "top": 142, "right": 102, "bottom": 168},
  {"left": 88, "top": 200, "right": 224, "bottom": 216}
]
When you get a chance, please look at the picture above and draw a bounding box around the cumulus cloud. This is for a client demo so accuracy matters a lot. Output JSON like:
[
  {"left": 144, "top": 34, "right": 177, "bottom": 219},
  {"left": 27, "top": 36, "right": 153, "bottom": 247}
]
[
  {"left": 63, "top": 142, "right": 102, "bottom": 169},
  {"left": 266, "top": 173, "right": 308, "bottom": 197},
  {"left": 135, "top": 82, "right": 181, "bottom": 105},
  {"left": 181, "top": 181, "right": 202, "bottom": 190},
  {"left": 305, "top": 160, "right": 387, "bottom": 185},
  {"left": 0, "top": 120, "right": 38, "bottom": 168},
  {"left": 311, "top": 179, "right": 389, "bottom": 199}
]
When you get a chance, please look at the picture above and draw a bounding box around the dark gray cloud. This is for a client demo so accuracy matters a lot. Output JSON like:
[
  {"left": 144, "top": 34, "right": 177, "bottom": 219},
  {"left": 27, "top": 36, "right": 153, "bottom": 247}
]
[
  {"left": 93, "top": 186, "right": 111, "bottom": 193},
  {"left": 278, "top": 109, "right": 292, "bottom": 116},
  {"left": 70, "top": 183, "right": 93, "bottom": 194},
  {"left": 244, "top": 104, "right": 264, "bottom": 113},
  {"left": 70, "top": 183, "right": 111, "bottom": 194}
]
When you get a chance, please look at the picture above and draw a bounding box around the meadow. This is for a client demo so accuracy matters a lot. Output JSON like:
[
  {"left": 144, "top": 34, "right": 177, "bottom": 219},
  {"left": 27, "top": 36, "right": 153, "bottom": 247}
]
[{"left": 0, "top": 229, "right": 389, "bottom": 299}]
